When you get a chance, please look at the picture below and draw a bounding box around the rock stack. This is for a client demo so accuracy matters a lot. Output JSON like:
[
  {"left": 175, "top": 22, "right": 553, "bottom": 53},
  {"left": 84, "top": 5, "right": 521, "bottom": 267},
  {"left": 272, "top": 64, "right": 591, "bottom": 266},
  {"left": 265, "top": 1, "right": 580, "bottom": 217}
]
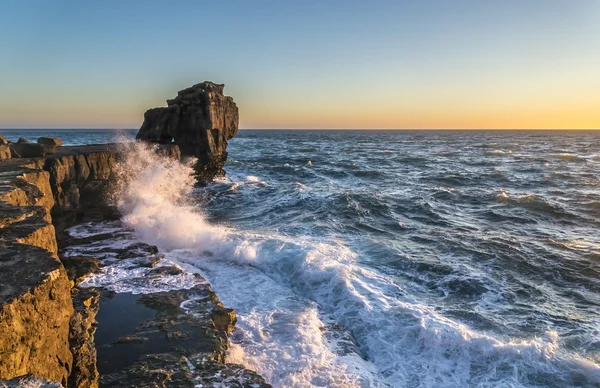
[{"left": 136, "top": 81, "right": 239, "bottom": 183}]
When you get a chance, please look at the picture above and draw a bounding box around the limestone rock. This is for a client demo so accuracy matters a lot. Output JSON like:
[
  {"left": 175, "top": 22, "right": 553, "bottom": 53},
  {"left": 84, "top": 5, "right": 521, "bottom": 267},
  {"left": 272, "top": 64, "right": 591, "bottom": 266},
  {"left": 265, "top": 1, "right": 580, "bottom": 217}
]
[
  {"left": 136, "top": 81, "right": 239, "bottom": 183},
  {"left": 38, "top": 137, "right": 64, "bottom": 147},
  {"left": 0, "top": 146, "right": 10, "bottom": 160},
  {"left": 0, "top": 243, "right": 74, "bottom": 385},
  {"left": 69, "top": 288, "right": 100, "bottom": 388},
  {"left": 0, "top": 143, "right": 205, "bottom": 386}
]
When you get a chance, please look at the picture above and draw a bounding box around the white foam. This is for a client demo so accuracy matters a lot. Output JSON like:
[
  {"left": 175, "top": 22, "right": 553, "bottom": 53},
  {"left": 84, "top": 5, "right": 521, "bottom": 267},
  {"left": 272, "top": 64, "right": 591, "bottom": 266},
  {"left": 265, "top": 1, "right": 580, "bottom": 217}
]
[
  {"left": 101, "top": 140, "right": 600, "bottom": 387},
  {"left": 79, "top": 257, "right": 204, "bottom": 294},
  {"left": 66, "top": 221, "right": 124, "bottom": 238}
]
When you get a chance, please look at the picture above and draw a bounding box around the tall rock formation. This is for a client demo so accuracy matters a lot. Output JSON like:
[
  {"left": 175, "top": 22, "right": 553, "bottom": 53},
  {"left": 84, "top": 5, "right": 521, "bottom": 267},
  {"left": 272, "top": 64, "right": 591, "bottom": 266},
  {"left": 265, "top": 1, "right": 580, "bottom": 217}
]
[{"left": 136, "top": 81, "right": 239, "bottom": 183}]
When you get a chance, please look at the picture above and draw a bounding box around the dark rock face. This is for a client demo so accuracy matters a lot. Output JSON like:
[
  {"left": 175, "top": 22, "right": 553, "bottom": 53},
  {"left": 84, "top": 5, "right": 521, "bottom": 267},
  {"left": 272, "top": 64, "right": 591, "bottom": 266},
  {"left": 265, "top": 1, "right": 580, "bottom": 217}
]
[
  {"left": 38, "top": 137, "right": 64, "bottom": 147},
  {"left": 96, "top": 289, "right": 270, "bottom": 388},
  {"left": 136, "top": 81, "right": 239, "bottom": 183},
  {"left": 9, "top": 142, "right": 55, "bottom": 158},
  {"left": 43, "top": 146, "right": 119, "bottom": 242}
]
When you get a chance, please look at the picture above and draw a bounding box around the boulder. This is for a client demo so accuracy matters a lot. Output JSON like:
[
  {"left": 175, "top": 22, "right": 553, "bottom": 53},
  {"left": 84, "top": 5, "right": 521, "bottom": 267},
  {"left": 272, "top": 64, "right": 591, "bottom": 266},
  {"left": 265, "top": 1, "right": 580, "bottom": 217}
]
[
  {"left": 38, "top": 137, "right": 64, "bottom": 146},
  {"left": 136, "top": 81, "right": 239, "bottom": 183},
  {"left": 0, "top": 133, "right": 8, "bottom": 145},
  {"left": 17, "top": 137, "right": 29, "bottom": 144},
  {"left": 9, "top": 143, "right": 54, "bottom": 158}
]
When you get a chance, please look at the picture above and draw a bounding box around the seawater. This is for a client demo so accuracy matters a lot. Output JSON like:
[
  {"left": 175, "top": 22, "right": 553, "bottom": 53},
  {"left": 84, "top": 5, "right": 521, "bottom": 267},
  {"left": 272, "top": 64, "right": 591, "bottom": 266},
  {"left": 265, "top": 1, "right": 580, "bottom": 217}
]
[{"left": 39, "top": 130, "right": 600, "bottom": 387}]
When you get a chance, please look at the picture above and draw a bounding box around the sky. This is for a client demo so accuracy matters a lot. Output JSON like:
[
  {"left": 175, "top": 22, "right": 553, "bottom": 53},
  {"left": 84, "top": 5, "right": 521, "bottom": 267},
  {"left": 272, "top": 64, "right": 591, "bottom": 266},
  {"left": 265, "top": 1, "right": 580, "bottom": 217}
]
[{"left": 1, "top": 0, "right": 599, "bottom": 130}]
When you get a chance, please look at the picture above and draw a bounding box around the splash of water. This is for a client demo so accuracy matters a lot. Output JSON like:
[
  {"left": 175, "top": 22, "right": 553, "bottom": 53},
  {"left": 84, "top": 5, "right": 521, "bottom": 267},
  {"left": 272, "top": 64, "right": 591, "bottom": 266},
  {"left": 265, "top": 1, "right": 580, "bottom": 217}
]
[
  {"left": 106, "top": 140, "right": 600, "bottom": 388},
  {"left": 112, "top": 141, "right": 230, "bottom": 252}
]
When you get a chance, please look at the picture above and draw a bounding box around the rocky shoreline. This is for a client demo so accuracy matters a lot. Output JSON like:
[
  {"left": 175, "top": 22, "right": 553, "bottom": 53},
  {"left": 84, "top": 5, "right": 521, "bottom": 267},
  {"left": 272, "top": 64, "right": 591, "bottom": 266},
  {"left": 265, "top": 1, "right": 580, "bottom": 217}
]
[{"left": 0, "top": 83, "right": 271, "bottom": 387}]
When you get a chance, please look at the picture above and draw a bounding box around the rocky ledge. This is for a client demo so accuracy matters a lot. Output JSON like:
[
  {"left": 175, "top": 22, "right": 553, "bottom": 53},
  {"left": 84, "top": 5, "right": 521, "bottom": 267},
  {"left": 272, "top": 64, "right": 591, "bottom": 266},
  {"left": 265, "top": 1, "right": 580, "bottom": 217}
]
[
  {"left": 0, "top": 144, "right": 269, "bottom": 387},
  {"left": 0, "top": 83, "right": 270, "bottom": 387}
]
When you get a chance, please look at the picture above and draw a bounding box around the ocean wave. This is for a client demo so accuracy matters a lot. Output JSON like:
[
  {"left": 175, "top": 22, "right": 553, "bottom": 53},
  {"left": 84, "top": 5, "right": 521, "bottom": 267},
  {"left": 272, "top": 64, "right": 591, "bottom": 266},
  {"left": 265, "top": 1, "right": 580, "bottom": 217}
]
[
  {"left": 494, "top": 190, "right": 576, "bottom": 219},
  {"left": 551, "top": 153, "right": 587, "bottom": 162},
  {"left": 94, "top": 140, "right": 600, "bottom": 387}
]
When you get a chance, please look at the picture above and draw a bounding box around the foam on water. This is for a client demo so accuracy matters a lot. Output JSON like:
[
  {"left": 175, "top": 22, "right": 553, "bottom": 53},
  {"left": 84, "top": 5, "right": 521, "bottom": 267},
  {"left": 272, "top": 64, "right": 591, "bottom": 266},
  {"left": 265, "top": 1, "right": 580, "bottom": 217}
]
[{"left": 93, "top": 140, "right": 600, "bottom": 388}]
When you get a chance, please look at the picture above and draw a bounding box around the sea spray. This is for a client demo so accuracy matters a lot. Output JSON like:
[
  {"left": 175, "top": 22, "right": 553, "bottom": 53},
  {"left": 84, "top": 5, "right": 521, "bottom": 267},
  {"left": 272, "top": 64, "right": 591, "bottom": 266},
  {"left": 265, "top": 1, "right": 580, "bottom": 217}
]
[
  {"left": 108, "top": 140, "right": 376, "bottom": 387},
  {"left": 97, "top": 135, "right": 600, "bottom": 387},
  {"left": 112, "top": 140, "right": 229, "bottom": 251}
]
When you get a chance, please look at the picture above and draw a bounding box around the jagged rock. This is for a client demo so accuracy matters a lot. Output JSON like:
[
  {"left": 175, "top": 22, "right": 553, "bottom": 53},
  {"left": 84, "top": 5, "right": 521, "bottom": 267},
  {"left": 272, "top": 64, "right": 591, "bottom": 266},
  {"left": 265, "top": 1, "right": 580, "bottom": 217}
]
[
  {"left": 69, "top": 288, "right": 100, "bottom": 388},
  {"left": 212, "top": 307, "right": 237, "bottom": 334},
  {"left": 100, "top": 354, "right": 271, "bottom": 388},
  {"left": 61, "top": 255, "right": 101, "bottom": 286},
  {"left": 0, "top": 134, "right": 8, "bottom": 146},
  {"left": 136, "top": 81, "right": 239, "bottom": 183},
  {"left": 38, "top": 137, "right": 64, "bottom": 146},
  {"left": 147, "top": 265, "right": 183, "bottom": 276}
]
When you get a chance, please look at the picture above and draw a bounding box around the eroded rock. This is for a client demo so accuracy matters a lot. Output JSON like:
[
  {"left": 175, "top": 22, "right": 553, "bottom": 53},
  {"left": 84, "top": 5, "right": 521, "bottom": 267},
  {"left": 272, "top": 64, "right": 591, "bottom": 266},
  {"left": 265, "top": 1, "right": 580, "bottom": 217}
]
[
  {"left": 0, "top": 243, "right": 73, "bottom": 385},
  {"left": 136, "top": 81, "right": 239, "bottom": 183},
  {"left": 10, "top": 142, "right": 55, "bottom": 158},
  {"left": 69, "top": 288, "right": 101, "bottom": 388},
  {"left": 38, "top": 137, "right": 64, "bottom": 147},
  {"left": 61, "top": 255, "right": 101, "bottom": 286}
]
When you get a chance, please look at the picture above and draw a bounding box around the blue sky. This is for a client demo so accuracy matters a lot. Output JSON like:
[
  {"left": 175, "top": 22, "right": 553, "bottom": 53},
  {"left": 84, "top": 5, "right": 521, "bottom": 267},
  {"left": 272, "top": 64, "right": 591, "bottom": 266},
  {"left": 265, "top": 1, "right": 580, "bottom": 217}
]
[{"left": 1, "top": 0, "right": 599, "bottom": 129}]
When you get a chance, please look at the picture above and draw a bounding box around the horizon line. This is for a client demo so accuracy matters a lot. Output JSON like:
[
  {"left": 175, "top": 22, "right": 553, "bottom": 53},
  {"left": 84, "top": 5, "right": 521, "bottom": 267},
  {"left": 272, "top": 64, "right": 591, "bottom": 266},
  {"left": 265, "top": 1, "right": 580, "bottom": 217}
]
[{"left": 1, "top": 128, "right": 599, "bottom": 131}]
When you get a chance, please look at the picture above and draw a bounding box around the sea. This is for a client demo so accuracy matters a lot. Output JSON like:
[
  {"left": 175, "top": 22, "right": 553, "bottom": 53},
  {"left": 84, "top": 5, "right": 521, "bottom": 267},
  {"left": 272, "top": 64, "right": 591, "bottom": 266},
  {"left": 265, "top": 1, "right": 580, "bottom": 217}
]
[{"left": 6, "top": 129, "right": 600, "bottom": 388}]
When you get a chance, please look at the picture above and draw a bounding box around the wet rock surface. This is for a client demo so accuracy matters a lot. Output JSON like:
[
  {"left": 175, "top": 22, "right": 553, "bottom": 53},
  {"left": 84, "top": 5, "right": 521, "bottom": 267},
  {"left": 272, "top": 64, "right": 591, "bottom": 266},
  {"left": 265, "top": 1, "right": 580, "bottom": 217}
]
[
  {"left": 0, "top": 144, "right": 182, "bottom": 385},
  {"left": 0, "top": 374, "right": 63, "bottom": 387},
  {"left": 0, "top": 133, "right": 268, "bottom": 386},
  {"left": 95, "top": 289, "right": 269, "bottom": 388},
  {"left": 64, "top": 222, "right": 270, "bottom": 388},
  {"left": 136, "top": 81, "right": 239, "bottom": 183}
]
